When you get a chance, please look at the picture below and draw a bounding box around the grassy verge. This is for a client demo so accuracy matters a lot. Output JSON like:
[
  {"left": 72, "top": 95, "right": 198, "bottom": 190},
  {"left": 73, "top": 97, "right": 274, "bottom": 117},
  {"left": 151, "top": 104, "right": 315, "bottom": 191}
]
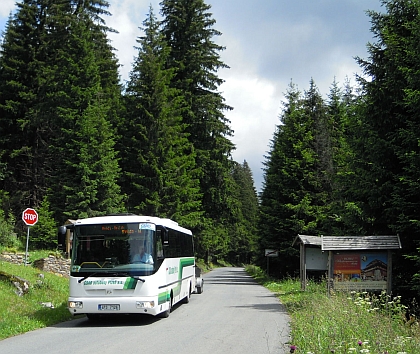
[
  {"left": 0, "top": 260, "right": 73, "bottom": 340},
  {"left": 246, "top": 265, "right": 420, "bottom": 354}
]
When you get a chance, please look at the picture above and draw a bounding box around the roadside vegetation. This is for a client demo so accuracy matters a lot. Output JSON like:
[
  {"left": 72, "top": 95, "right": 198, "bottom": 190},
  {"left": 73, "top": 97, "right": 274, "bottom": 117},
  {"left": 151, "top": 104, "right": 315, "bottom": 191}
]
[
  {"left": 0, "top": 257, "right": 72, "bottom": 340},
  {"left": 246, "top": 265, "right": 420, "bottom": 354}
]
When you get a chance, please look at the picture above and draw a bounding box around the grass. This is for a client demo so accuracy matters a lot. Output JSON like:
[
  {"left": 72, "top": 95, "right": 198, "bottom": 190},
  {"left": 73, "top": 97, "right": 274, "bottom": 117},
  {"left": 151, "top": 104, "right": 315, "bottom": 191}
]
[
  {"left": 246, "top": 265, "right": 420, "bottom": 354},
  {"left": 0, "top": 260, "right": 73, "bottom": 340}
]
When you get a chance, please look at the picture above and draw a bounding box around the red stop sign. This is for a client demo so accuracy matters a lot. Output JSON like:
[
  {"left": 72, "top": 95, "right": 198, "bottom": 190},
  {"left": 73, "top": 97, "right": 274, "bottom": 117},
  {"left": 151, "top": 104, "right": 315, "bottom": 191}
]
[{"left": 22, "top": 208, "right": 38, "bottom": 226}]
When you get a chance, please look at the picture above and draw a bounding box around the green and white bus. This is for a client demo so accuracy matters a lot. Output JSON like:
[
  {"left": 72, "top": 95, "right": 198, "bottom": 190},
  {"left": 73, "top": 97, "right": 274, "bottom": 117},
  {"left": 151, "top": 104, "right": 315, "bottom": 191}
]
[{"left": 58, "top": 214, "right": 203, "bottom": 319}]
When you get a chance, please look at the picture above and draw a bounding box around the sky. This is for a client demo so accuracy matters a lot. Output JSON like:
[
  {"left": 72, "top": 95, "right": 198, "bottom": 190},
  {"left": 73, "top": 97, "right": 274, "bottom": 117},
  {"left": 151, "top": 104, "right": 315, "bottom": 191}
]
[{"left": 0, "top": 0, "right": 384, "bottom": 193}]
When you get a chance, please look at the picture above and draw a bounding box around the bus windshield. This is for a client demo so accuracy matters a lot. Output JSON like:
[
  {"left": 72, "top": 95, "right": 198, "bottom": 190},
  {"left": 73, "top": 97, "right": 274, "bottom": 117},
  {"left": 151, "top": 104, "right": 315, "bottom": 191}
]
[{"left": 70, "top": 222, "right": 158, "bottom": 276}]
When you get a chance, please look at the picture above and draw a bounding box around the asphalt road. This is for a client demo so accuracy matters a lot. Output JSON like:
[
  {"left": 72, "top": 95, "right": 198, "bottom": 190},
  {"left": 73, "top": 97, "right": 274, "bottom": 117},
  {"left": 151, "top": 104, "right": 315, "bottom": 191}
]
[{"left": 0, "top": 267, "right": 291, "bottom": 354}]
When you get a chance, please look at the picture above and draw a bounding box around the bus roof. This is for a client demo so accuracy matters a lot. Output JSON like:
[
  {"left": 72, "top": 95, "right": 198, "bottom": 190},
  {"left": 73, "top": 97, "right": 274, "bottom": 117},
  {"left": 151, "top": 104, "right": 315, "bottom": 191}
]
[{"left": 70, "top": 214, "right": 192, "bottom": 235}]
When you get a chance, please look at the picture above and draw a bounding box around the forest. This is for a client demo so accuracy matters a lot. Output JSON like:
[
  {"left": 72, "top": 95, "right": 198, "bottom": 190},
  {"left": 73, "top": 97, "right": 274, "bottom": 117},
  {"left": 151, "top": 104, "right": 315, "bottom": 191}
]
[{"left": 1, "top": 0, "right": 420, "bottom": 297}]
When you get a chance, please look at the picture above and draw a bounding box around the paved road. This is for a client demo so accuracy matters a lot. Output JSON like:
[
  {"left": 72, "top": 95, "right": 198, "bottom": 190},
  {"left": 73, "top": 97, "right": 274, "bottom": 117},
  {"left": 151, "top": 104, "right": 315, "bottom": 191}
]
[{"left": 0, "top": 267, "right": 290, "bottom": 354}]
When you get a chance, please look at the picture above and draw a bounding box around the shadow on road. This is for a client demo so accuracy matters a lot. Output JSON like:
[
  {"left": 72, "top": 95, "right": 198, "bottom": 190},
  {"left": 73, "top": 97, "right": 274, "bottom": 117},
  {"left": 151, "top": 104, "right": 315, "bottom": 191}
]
[
  {"left": 230, "top": 301, "right": 288, "bottom": 313},
  {"left": 204, "top": 268, "right": 259, "bottom": 285}
]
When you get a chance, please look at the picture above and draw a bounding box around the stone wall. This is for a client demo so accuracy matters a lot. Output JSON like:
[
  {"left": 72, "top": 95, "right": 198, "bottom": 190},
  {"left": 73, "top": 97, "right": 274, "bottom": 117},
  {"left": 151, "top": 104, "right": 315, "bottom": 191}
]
[
  {"left": 33, "top": 256, "right": 71, "bottom": 278},
  {"left": 0, "top": 252, "right": 26, "bottom": 265},
  {"left": 0, "top": 252, "right": 71, "bottom": 278}
]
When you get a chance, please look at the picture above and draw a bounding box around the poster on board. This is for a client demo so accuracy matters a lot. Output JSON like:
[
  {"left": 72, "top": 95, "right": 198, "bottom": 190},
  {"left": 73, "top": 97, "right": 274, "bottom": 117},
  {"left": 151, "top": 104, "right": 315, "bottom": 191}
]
[{"left": 333, "top": 252, "right": 387, "bottom": 291}]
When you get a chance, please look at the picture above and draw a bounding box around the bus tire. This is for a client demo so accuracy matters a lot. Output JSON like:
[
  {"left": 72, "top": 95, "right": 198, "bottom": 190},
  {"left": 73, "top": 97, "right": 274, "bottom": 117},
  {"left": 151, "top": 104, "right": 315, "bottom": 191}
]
[
  {"left": 183, "top": 284, "right": 191, "bottom": 304},
  {"left": 160, "top": 294, "right": 172, "bottom": 318},
  {"left": 196, "top": 283, "right": 203, "bottom": 294}
]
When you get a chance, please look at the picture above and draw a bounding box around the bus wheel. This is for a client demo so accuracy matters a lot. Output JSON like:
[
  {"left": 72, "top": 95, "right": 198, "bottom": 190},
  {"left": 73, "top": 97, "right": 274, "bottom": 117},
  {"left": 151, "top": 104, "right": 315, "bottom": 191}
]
[
  {"left": 160, "top": 295, "right": 172, "bottom": 318},
  {"left": 183, "top": 284, "right": 191, "bottom": 304}
]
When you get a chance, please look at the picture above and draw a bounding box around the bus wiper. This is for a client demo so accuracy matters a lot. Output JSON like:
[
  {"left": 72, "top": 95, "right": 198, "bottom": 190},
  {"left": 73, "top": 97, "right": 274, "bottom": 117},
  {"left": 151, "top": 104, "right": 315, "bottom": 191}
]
[
  {"left": 78, "top": 273, "right": 98, "bottom": 283},
  {"left": 120, "top": 272, "right": 145, "bottom": 283}
]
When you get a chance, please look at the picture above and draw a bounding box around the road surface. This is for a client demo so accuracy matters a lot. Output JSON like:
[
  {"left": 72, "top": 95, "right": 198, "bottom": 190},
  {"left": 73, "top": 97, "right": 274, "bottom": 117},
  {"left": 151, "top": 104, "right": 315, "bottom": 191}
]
[{"left": 0, "top": 267, "right": 291, "bottom": 353}]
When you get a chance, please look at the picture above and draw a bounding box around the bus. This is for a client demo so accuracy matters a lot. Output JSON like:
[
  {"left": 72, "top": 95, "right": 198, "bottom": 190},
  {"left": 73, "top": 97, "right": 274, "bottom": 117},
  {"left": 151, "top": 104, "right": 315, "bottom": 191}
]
[{"left": 58, "top": 214, "right": 203, "bottom": 319}]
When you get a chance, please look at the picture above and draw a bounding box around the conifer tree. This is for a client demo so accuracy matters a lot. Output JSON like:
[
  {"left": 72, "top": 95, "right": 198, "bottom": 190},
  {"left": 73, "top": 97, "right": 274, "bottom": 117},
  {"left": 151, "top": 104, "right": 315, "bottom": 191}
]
[
  {"left": 47, "top": 2, "right": 124, "bottom": 220},
  {"left": 259, "top": 83, "right": 304, "bottom": 276},
  {"left": 0, "top": 0, "right": 52, "bottom": 211},
  {"left": 121, "top": 6, "right": 202, "bottom": 228},
  {"left": 354, "top": 0, "right": 420, "bottom": 294},
  {"left": 0, "top": 0, "right": 124, "bottom": 223},
  {"left": 229, "top": 160, "right": 259, "bottom": 263},
  {"left": 160, "top": 0, "right": 235, "bottom": 252}
]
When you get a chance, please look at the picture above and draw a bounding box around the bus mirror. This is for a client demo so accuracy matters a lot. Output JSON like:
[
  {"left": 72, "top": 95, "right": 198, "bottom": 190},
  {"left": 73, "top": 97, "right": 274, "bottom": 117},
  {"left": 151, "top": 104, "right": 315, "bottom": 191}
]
[
  {"left": 57, "top": 226, "right": 66, "bottom": 250},
  {"left": 163, "top": 228, "right": 169, "bottom": 245},
  {"left": 158, "top": 227, "right": 169, "bottom": 245}
]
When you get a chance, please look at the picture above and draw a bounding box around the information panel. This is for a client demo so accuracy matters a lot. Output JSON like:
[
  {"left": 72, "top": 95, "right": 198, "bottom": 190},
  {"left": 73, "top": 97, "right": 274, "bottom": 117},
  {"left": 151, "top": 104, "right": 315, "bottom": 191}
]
[{"left": 333, "top": 251, "right": 388, "bottom": 291}]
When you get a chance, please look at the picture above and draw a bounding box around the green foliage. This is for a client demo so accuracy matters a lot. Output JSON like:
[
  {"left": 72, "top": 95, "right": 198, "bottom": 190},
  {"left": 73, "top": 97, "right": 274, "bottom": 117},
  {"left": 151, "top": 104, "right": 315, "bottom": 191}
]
[
  {"left": 30, "top": 196, "right": 57, "bottom": 249},
  {"left": 352, "top": 0, "right": 420, "bottom": 293},
  {"left": 259, "top": 81, "right": 330, "bottom": 276},
  {"left": 228, "top": 161, "right": 259, "bottom": 263},
  {"left": 0, "top": 208, "right": 18, "bottom": 248},
  {"left": 120, "top": 6, "right": 202, "bottom": 226},
  {"left": 160, "top": 0, "right": 236, "bottom": 254}
]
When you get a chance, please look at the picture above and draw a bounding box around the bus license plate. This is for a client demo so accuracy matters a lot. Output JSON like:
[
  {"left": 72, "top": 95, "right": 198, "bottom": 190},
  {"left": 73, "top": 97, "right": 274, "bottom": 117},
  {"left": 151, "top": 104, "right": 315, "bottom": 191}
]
[{"left": 98, "top": 304, "right": 120, "bottom": 311}]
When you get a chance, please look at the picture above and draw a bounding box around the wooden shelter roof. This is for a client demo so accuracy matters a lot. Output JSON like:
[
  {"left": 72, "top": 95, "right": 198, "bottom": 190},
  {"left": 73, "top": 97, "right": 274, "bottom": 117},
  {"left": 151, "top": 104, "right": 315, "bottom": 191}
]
[
  {"left": 321, "top": 235, "right": 401, "bottom": 251},
  {"left": 293, "top": 234, "right": 402, "bottom": 251},
  {"left": 292, "top": 235, "right": 322, "bottom": 247}
]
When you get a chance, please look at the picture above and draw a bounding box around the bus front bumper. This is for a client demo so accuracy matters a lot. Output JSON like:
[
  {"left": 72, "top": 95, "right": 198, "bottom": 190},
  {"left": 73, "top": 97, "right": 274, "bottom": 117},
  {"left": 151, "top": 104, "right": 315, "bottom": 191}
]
[{"left": 67, "top": 296, "right": 168, "bottom": 316}]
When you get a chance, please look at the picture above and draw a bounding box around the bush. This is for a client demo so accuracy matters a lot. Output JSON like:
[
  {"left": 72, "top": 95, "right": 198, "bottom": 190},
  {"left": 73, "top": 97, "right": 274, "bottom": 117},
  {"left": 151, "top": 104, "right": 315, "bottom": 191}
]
[
  {"left": 0, "top": 208, "right": 19, "bottom": 248},
  {"left": 30, "top": 196, "right": 58, "bottom": 249}
]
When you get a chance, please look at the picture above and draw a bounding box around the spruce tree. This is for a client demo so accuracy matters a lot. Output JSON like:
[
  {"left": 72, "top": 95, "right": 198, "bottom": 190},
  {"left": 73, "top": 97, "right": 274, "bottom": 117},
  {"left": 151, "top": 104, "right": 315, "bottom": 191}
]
[
  {"left": 47, "top": 2, "right": 124, "bottom": 220},
  {"left": 230, "top": 160, "right": 259, "bottom": 264},
  {"left": 160, "top": 0, "right": 235, "bottom": 254},
  {"left": 259, "top": 82, "right": 304, "bottom": 276},
  {"left": 121, "top": 6, "right": 202, "bottom": 228},
  {"left": 0, "top": 0, "right": 52, "bottom": 212},
  {"left": 354, "top": 0, "right": 420, "bottom": 294},
  {"left": 0, "top": 0, "right": 124, "bottom": 223}
]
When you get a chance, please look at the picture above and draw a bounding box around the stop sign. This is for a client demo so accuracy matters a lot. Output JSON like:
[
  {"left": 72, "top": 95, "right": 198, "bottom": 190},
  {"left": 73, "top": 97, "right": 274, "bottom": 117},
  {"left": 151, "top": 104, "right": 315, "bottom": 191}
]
[{"left": 22, "top": 208, "right": 38, "bottom": 226}]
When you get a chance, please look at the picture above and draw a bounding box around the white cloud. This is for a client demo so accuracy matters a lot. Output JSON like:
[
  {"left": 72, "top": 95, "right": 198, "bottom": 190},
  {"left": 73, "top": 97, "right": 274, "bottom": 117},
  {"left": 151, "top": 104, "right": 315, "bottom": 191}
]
[
  {"left": 221, "top": 75, "right": 280, "bottom": 192},
  {"left": 106, "top": 1, "right": 152, "bottom": 83},
  {"left": 0, "top": 0, "right": 14, "bottom": 18}
]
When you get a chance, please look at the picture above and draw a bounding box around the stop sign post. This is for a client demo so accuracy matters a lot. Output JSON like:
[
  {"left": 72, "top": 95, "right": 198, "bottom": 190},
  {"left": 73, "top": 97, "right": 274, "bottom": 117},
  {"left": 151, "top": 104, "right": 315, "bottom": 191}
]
[{"left": 22, "top": 208, "right": 38, "bottom": 266}]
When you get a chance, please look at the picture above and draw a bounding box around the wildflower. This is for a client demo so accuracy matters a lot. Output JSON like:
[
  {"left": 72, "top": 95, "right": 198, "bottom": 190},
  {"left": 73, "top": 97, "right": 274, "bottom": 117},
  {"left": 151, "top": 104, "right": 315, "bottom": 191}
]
[
  {"left": 358, "top": 340, "right": 363, "bottom": 346},
  {"left": 290, "top": 344, "right": 296, "bottom": 353}
]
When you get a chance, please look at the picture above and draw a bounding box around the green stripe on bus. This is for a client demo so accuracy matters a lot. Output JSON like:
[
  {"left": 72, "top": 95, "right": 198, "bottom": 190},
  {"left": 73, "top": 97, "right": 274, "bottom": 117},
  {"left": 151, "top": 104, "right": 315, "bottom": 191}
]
[
  {"left": 172, "top": 257, "right": 195, "bottom": 297},
  {"left": 158, "top": 291, "right": 169, "bottom": 305},
  {"left": 123, "top": 277, "right": 137, "bottom": 289}
]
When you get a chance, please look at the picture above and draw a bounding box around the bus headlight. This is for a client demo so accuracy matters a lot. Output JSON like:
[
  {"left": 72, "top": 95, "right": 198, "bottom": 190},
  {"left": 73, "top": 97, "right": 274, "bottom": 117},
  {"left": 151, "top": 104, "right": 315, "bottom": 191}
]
[
  {"left": 136, "top": 301, "right": 155, "bottom": 309},
  {"left": 68, "top": 301, "right": 83, "bottom": 309}
]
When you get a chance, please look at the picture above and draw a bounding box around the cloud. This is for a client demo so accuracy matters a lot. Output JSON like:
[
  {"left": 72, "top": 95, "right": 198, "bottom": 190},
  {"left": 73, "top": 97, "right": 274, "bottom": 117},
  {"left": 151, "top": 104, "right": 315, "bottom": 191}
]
[
  {"left": 106, "top": 1, "right": 153, "bottom": 83},
  {"left": 220, "top": 74, "right": 280, "bottom": 192},
  {"left": 0, "top": 0, "right": 14, "bottom": 18}
]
